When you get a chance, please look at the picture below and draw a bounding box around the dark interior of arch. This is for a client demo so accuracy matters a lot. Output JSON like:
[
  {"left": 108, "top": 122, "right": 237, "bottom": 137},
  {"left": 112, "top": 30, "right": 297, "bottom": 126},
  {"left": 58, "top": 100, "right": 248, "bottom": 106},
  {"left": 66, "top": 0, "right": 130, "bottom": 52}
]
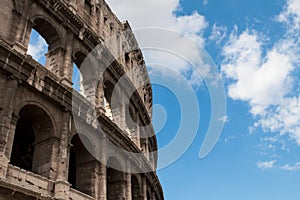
[
  {"left": 11, "top": 105, "right": 53, "bottom": 176},
  {"left": 33, "top": 18, "right": 60, "bottom": 46},
  {"left": 68, "top": 134, "right": 96, "bottom": 196},
  {"left": 107, "top": 157, "right": 125, "bottom": 200},
  {"left": 11, "top": 118, "right": 35, "bottom": 171},
  {"left": 104, "top": 80, "right": 115, "bottom": 104},
  {"left": 131, "top": 175, "right": 141, "bottom": 200},
  {"left": 68, "top": 146, "right": 77, "bottom": 189},
  {"left": 74, "top": 52, "right": 86, "bottom": 68}
]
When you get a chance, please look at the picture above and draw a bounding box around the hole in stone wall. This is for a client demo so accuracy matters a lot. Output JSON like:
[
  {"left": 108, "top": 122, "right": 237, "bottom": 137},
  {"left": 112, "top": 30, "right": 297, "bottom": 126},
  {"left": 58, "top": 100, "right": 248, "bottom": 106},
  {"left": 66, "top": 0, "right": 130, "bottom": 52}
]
[
  {"left": 68, "top": 134, "right": 95, "bottom": 196},
  {"left": 131, "top": 175, "right": 141, "bottom": 200},
  {"left": 10, "top": 105, "right": 54, "bottom": 178},
  {"left": 27, "top": 29, "right": 48, "bottom": 66},
  {"left": 68, "top": 146, "right": 77, "bottom": 189},
  {"left": 11, "top": 118, "right": 35, "bottom": 171},
  {"left": 73, "top": 63, "right": 83, "bottom": 93},
  {"left": 73, "top": 52, "right": 86, "bottom": 95},
  {"left": 107, "top": 157, "right": 125, "bottom": 200}
]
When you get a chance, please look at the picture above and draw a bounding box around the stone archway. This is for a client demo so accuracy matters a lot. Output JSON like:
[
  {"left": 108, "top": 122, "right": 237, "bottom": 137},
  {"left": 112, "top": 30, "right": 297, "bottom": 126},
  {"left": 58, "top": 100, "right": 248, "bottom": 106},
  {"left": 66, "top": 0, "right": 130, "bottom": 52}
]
[
  {"left": 107, "top": 157, "right": 126, "bottom": 200},
  {"left": 11, "top": 104, "right": 55, "bottom": 178},
  {"left": 131, "top": 175, "right": 142, "bottom": 200}
]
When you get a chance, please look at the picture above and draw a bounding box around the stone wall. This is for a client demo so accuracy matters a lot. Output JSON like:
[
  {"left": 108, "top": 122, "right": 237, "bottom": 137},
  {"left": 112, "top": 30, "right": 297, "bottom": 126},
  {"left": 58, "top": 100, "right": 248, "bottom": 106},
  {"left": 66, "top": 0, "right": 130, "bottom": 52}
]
[{"left": 0, "top": 0, "right": 163, "bottom": 199}]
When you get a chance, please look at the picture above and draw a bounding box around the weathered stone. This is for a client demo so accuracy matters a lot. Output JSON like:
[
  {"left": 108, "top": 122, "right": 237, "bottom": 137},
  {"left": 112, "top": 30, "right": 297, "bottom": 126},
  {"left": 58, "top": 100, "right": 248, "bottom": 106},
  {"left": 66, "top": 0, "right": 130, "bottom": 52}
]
[{"left": 0, "top": 0, "right": 163, "bottom": 199}]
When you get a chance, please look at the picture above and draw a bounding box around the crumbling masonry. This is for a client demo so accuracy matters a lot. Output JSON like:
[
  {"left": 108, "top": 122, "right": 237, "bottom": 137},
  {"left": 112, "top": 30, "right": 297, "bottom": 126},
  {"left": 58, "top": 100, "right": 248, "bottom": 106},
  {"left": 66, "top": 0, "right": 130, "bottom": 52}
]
[{"left": 0, "top": 0, "right": 164, "bottom": 199}]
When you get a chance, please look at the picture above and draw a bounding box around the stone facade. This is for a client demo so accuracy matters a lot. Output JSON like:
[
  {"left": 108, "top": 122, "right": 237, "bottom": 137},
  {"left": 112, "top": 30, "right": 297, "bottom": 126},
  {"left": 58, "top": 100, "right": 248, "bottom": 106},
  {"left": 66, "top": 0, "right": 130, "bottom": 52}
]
[{"left": 0, "top": 0, "right": 163, "bottom": 199}]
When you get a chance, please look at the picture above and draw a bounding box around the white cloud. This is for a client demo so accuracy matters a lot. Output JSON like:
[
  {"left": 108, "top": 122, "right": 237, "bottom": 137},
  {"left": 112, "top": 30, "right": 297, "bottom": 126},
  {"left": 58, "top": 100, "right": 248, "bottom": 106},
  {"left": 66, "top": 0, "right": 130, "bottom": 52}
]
[
  {"left": 27, "top": 35, "right": 47, "bottom": 61},
  {"left": 218, "top": 115, "right": 229, "bottom": 123},
  {"left": 224, "top": 135, "right": 236, "bottom": 144},
  {"left": 209, "top": 23, "right": 227, "bottom": 44},
  {"left": 203, "top": 0, "right": 208, "bottom": 6},
  {"left": 277, "top": 0, "right": 300, "bottom": 31},
  {"left": 221, "top": 28, "right": 294, "bottom": 116},
  {"left": 222, "top": 0, "right": 300, "bottom": 151},
  {"left": 281, "top": 162, "right": 300, "bottom": 171},
  {"left": 105, "top": 0, "right": 209, "bottom": 84},
  {"left": 257, "top": 160, "right": 276, "bottom": 169}
]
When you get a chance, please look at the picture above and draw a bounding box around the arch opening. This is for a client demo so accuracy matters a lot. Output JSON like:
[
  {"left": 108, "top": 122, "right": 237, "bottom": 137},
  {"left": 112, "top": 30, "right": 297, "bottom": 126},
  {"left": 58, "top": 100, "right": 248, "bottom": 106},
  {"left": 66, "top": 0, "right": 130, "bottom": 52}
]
[
  {"left": 68, "top": 134, "right": 96, "bottom": 196},
  {"left": 26, "top": 18, "right": 62, "bottom": 77},
  {"left": 72, "top": 52, "right": 87, "bottom": 95},
  {"left": 27, "top": 29, "right": 48, "bottom": 65},
  {"left": 131, "top": 175, "right": 142, "bottom": 200},
  {"left": 11, "top": 105, "right": 55, "bottom": 178},
  {"left": 103, "top": 80, "right": 115, "bottom": 120},
  {"left": 11, "top": 118, "right": 35, "bottom": 171},
  {"left": 107, "top": 157, "right": 126, "bottom": 200},
  {"left": 72, "top": 63, "right": 84, "bottom": 93}
]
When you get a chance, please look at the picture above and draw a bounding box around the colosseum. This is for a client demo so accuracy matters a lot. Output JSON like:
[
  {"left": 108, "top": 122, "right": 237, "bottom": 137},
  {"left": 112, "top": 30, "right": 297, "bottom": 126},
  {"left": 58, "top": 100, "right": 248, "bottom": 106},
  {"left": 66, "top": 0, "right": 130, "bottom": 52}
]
[{"left": 0, "top": 0, "right": 164, "bottom": 199}]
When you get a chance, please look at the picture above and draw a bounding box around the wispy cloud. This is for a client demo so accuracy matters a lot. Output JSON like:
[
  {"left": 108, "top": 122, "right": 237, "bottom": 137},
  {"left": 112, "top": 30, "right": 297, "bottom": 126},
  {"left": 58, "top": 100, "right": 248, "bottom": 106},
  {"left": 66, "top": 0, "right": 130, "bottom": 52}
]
[
  {"left": 257, "top": 160, "right": 277, "bottom": 170},
  {"left": 209, "top": 23, "right": 227, "bottom": 44},
  {"left": 281, "top": 162, "right": 300, "bottom": 171}
]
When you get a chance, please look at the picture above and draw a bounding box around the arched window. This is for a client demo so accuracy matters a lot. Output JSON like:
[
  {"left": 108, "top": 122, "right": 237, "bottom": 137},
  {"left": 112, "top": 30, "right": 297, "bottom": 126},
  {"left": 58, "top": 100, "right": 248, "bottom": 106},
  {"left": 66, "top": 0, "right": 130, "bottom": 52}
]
[
  {"left": 11, "top": 105, "right": 55, "bottom": 178},
  {"left": 26, "top": 18, "right": 61, "bottom": 76},
  {"left": 126, "top": 102, "right": 138, "bottom": 140},
  {"left": 68, "top": 134, "right": 96, "bottom": 196},
  {"left": 131, "top": 175, "right": 142, "bottom": 200},
  {"left": 72, "top": 63, "right": 83, "bottom": 93},
  {"left": 107, "top": 157, "right": 126, "bottom": 200},
  {"left": 103, "top": 80, "right": 115, "bottom": 119},
  {"left": 27, "top": 29, "right": 48, "bottom": 65},
  {"left": 11, "top": 118, "right": 35, "bottom": 171},
  {"left": 73, "top": 52, "right": 87, "bottom": 95}
]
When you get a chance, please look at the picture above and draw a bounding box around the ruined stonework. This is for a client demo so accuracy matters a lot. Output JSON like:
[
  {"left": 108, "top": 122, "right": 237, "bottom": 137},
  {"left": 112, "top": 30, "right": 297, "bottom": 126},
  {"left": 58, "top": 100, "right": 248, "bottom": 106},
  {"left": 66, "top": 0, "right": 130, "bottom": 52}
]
[{"left": 0, "top": 0, "right": 163, "bottom": 199}]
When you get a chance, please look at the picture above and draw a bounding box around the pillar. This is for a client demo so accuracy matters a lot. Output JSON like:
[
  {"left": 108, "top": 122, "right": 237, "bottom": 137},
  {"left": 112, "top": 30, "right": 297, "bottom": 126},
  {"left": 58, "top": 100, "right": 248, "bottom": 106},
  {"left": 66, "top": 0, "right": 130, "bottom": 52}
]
[
  {"left": 98, "top": 139, "right": 107, "bottom": 200},
  {"left": 54, "top": 112, "right": 71, "bottom": 199},
  {"left": 133, "top": 114, "right": 140, "bottom": 148},
  {"left": 12, "top": 12, "right": 30, "bottom": 54},
  {"left": 45, "top": 46, "right": 65, "bottom": 81},
  {"left": 61, "top": 33, "right": 74, "bottom": 87},
  {"left": 0, "top": 78, "right": 18, "bottom": 178},
  {"left": 126, "top": 159, "right": 132, "bottom": 200},
  {"left": 151, "top": 191, "right": 156, "bottom": 200},
  {"left": 126, "top": 173, "right": 132, "bottom": 200},
  {"left": 142, "top": 176, "right": 147, "bottom": 200}
]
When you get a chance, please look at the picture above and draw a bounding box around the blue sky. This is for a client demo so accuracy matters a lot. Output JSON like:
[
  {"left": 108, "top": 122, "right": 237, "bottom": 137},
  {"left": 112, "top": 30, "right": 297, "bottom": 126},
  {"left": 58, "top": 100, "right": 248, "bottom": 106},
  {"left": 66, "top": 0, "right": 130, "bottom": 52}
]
[{"left": 28, "top": 0, "right": 300, "bottom": 199}]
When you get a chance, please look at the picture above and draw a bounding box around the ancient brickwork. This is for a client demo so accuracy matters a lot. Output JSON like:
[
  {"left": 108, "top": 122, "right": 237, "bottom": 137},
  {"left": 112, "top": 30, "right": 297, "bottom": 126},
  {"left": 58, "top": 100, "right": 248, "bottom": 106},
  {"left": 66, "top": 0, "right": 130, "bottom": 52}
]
[{"left": 0, "top": 0, "right": 163, "bottom": 199}]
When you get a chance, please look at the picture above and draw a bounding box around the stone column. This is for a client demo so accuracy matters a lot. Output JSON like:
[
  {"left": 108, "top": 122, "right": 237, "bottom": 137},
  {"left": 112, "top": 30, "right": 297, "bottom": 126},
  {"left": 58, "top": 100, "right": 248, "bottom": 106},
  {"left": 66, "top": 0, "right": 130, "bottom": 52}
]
[
  {"left": 45, "top": 46, "right": 65, "bottom": 78},
  {"left": 134, "top": 115, "right": 140, "bottom": 148},
  {"left": 142, "top": 176, "right": 147, "bottom": 200},
  {"left": 119, "top": 97, "right": 127, "bottom": 131},
  {"left": 96, "top": 80, "right": 105, "bottom": 111},
  {"left": 0, "top": 78, "right": 18, "bottom": 178},
  {"left": 151, "top": 191, "right": 156, "bottom": 200},
  {"left": 5, "top": 114, "right": 18, "bottom": 159},
  {"left": 141, "top": 139, "right": 149, "bottom": 160},
  {"left": 12, "top": 14, "right": 30, "bottom": 54},
  {"left": 111, "top": 104, "right": 121, "bottom": 127},
  {"left": 54, "top": 112, "right": 71, "bottom": 199},
  {"left": 126, "top": 173, "right": 132, "bottom": 200},
  {"left": 61, "top": 33, "right": 74, "bottom": 87},
  {"left": 98, "top": 139, "right": 107, "bottom": 200},
  {"left": 126, "top": 159, "right": 132, "bottom": 200}
]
